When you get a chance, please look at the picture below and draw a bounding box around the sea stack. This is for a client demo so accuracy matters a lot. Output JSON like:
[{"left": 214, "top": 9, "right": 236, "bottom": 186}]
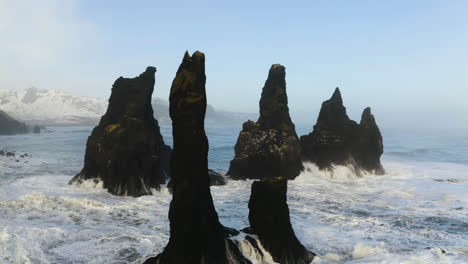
[
  {"left": 300, "top": 88, "right": 384, "bottom": 175},
  {"left": 0, "top": 110, "right": 28, "bottom": 135},
  {"left": 356, "top": 107, "right": 385, "bottom": 174},
  {"left": 70, "top": 67, "right": 171, "bottom": 196},
  {"left": 227, "top": 64, "right": 303, "bottom": 180},
  {"left": 246, "top": 178, "right": 316, "bottom": 264},
  {"left": 144, "top": 51, "right": 250, "bottom": 264},
  {"left": 227, "top": 65, "right": 314, "bottom": 263}
]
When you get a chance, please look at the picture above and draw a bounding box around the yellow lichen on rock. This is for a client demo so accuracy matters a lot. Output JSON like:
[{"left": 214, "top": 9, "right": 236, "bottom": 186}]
[{"left": 105, "top": 123, "right": 120, "bottom": 134}]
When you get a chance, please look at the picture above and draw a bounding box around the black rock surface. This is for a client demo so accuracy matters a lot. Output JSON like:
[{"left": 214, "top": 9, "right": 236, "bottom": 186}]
[
  {"left": 143, "top": 51, "right": 250, "bottom": 264},
  {"left": 300, "top": 88, "right": 384, "bottom": 174},
  {"left": 247, "top": 178, "right": 315, "bottom": 264},
  {"left": 227, "top": 64, "right": 303, "bottom": 180},
  {"left": 70, "top": 67, "right": 171, "bottom": 196}
]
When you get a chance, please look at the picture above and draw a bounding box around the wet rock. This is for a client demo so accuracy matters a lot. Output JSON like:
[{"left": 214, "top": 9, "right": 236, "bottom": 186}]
[
  {"left": 167, "top": 169, "right": 227, "bottom": 192},
  {"left": 246, "top": 178, "right": 315, "bottom": 264},
  {"left": 143, "top": 51, "right": 250, "bottom": 264},
  {"left": 0, "top": 110, "right": 28, "bottom": 135},
  {"left": 208, "top": 169, "right": 227, "bottom": 186},
  {"left": 70, "top": 66, "right": 171, "bottom": 197},
  {"left": 227, "top": 64, "right": 303, "bottom": 180},
  {"left": 300, "top": 88, "right": 384, "bottom": 175},
  {"left": 355, "top": 107, "right": 385, "bottom": 174}
]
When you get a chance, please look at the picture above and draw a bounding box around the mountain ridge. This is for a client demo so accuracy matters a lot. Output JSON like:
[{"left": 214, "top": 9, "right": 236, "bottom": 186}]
[{"left": 0, "top": 87, "right": 256, "bottom": 126}]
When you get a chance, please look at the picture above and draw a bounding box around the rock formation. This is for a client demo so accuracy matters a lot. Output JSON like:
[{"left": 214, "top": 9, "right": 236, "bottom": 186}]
[
  {"left": 227, "top": 64, "right": 303, "bottom": 180},
  {"left": 144, "top": 51, "right": 250, "bottom": 264},
  {"left": 246, "top": 178, "right": 315, "bottom": 264},
  {"left": 167, "top": 169, "right": 227, "bottom": 191},
  {"left": 300, "top": 88, "right": 384, "bottom": 174},
  {"left": 356, "top": 107, "right": 385, "bottom": 174},
  {"left": 0, "top": 110, "right": 28, "bottom": 135},
  {"left": 208, "top": 169, "right": 228, "bottom": 186},
  {"left": 70, "top": 67, "right": 171, "bottom": 196}
]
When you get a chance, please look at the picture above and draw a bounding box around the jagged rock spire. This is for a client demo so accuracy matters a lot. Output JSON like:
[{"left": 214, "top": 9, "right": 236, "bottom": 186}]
[
  {"left": 70, "top": 66, "right": 171, "bottom": 196},
  {"left": 330, "top": 87, "right": 342, "bottom": 102},
  {"left": 316, "top": 87, "right": 351, "bottom": 129},
  {"left": 357, "top": 107, "right": 385, "bottom": 174},
  {"left": 144, "top": 51, "right": 250, "bottom": 264},
  {"left": 227, "top": 64, "right": 302, "bottom": 180},
  {"left": 257, "top": 64, "right": 295, "bottom": 133},
  {"left": 227, "top": 63, "right": 313, "bottom": 263},
  {"left": 300, "top": 89, "right": 385, "bottom": 175}
]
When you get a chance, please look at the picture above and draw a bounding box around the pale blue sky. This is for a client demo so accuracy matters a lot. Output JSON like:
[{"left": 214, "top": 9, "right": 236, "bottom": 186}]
[{"left": 1, "top": 0, "right": 467, "bottom": 129}]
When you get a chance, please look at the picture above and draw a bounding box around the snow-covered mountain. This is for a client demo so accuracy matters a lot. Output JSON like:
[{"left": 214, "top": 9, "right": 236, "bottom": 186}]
[
  {"left": 0, "top": 88, "right": 107, "bottom": 125},
  {"left": 0, "top": 88, "right": 256, "bottom": 126}
]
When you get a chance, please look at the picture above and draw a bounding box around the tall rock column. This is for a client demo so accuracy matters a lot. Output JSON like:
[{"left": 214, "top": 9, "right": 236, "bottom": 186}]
[
  {"left": 226, "top": 64, "right": 314, "bottom": 263},
  {"left": 247, "top": 178, "right": 315, "bottom": 264},
  {"left": 70, "top": 67, "right": 171, "bottom": 197},
  {"left": 227, "top": 64, "right": 303, "bottom": 180},
  {"left": 355, "top": 107, "right": 385, "bottom": 174},
  {"left": 144, "top": 51, "right": 250, "bottom": 264}
]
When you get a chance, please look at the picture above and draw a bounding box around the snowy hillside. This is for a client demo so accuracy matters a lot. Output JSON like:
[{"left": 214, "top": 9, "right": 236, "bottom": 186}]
[
  {"left": 0, "top": 88, "right": 256, "bottom": 126},
  {"left": 0, "top": 88, "right": 107, "bottom": 125}
]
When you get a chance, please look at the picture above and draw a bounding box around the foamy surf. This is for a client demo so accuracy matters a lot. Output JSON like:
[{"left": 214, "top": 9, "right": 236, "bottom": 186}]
[{"left": 0, "top": 126, "right": 467, "bottom": 263}]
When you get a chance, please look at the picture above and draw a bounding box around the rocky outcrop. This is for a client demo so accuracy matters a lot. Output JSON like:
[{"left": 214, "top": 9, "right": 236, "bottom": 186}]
[
  {"left": 144, "top": 51, "right": 250, "bottom": 264},
  {"left": 70, "top": 67, "right": 171, "bottom": 197},
  {"left": 300, "top": 88, "right": 384, "bottom": 175},
  {"left": 246, "top": 178, "right": 315, "bottom": 264},
  {"left": 223, "top": 64, "right": 314, "bottom": 263},
  {"left": 0, "top": 110, "right": 28, "bottom": 135},
  {"left": 227, "top": 64, "right": 303, "bottom": 180},
  {"left": 356, "top": 107, "right": 385, "bottom": 174},
  {"left": 208, "top": 169, "right": 228, "bottom": 186}
]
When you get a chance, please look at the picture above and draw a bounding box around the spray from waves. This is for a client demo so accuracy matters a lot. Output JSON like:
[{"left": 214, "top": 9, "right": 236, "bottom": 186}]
[
  {"left": 296, "top": 162, "right": 364, "bottom": 182},
  {"left": 1, "top": 159, "right": 467, "bottom": 263},
  {"left": 234, "top": 234, "right": 276, "bottom": 264}
]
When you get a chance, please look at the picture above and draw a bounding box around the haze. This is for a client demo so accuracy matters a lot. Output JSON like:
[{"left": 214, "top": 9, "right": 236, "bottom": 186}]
[{"left": 1, "top": 0, "right": 467, "bottom": 131}]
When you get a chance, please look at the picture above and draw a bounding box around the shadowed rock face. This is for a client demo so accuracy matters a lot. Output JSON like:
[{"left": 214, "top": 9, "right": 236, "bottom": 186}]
[
  {"left": 0, "top": 110, "right": 28, "bottom": 135},
  {"left": 356, "top": 107, "right": 385, "bottom": 174},
  {"left": 300, "top": 88, "right": 384, "bottom": 174},
  {"left": 144, "top": 51, "right": 250, "bottom": 264},
  {"left": 227, "top": 64, "right": 303, "bottom": 180},
  {"left": 247, "top": 178, "right": 315, "bottom": 264},
  {"left": 70, "top": 67, "right": 171, "bottom": 196},
  {"left": 225, "top": 65, "right": 313, "bottom": 263}
]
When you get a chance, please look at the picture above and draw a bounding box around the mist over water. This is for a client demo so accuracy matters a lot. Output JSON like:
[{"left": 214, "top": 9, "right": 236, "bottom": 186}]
[{"left": 0, "top": 125, "right": 467, "bottom": 263}]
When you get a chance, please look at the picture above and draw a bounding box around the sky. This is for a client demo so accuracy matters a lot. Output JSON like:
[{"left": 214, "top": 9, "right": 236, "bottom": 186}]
[{"left": 1, "top": 0, "right": 467, "bottom": 130}]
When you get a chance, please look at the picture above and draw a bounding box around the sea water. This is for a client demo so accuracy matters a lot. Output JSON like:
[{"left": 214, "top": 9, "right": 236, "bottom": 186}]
[{"left": 0, "top": 125, "right": 467, "bottom": 264}]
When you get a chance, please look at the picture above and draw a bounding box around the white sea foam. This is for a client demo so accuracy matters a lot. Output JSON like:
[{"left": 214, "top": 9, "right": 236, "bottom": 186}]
[{"left": 1, "top": 127, "right": 467, "bottom": 263}]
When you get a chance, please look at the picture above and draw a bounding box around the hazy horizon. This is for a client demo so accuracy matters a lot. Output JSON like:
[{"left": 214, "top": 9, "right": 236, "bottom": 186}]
[{"left": 1, "top": 0, "right": 467, "bottom": 130}]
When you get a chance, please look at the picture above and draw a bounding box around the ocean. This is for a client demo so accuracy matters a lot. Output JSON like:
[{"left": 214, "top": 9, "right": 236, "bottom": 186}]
[{"left": 0, "top": 125, "right": 467, "bottom": 264}]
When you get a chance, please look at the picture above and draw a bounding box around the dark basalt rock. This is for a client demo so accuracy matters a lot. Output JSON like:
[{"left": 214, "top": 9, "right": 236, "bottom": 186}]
[
  {"left": 167, "top": 169, "right": 227, "bottom": 192},
  {"left": 356, "top": 107, "right": 385, "bottom": 174},
  {"left": 227, "top": 64, "right": 303, "bottom": 180},
  {"left": 300, "top": 88, "right": 384, "bottom": 174},
  {"left": 0, "top": 110, "right": 28, "bottom": 135},
  {"left": 208, "top": 169, "right": 228, "bottom": 186},
  {"left": 144, "top": 51, "right": 250, "bottom": 264},
  {"left": 70, "top": 66, "right": 171, "bottom": 197},
  {"left": 247, "top": 178, "right": 315, "bottom": 264}
]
